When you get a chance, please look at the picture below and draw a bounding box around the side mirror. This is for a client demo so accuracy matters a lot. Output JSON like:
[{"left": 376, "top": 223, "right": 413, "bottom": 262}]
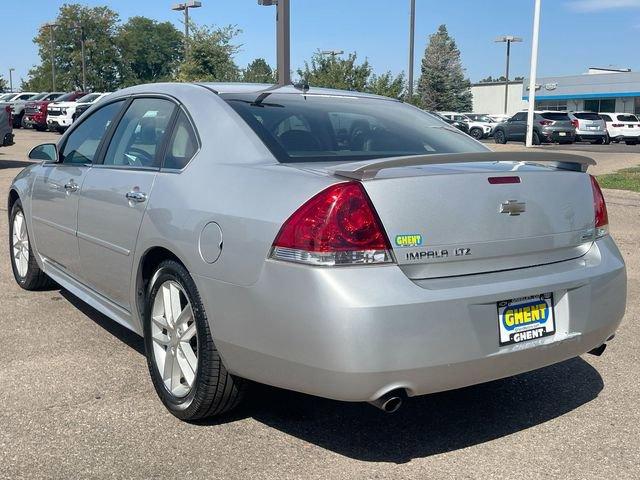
[{"left": 29, "top": 143, "right": 58, "bottom": 163}]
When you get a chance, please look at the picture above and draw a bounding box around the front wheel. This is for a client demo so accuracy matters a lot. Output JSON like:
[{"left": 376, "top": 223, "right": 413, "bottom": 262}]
[
  {"left": 144, "top": 259, "right": 246, "bottom": 420},
  {"left": 470, "top": 128, "right": 483, "bottom": 140},
  {"left": 532, "top": 131, "right": 541, "bottom": 145},
  {"left": 9, "top": 200, "right": 55, "bottom": 290},
  {"left": 494, "top": 130, "right": 507, "bottom": 144}
]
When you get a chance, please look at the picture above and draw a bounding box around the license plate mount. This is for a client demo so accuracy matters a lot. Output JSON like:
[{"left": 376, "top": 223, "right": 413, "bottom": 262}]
[{"left": 497, "top": 293, "right": 555, "bottom": 347}]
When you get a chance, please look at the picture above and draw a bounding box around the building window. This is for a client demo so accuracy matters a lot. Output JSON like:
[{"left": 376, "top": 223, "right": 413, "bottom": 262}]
[
  {"left": 635, "top": 97, "right": 640, "bottom": 115},
  {"left": 534, "top": 100, "right": 568, "bottom": 111},
  {"left": 584, "top": 98, "right": 616, "bottom": 113}
]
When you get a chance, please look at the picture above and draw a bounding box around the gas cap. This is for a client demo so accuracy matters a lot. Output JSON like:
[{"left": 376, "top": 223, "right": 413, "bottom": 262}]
[{"left": 198, "top": 222, "right": 223, "bottom": 264}]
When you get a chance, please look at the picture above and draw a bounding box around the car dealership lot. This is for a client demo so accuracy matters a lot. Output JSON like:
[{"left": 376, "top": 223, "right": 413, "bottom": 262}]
[{"left": 1, "top": 130, "right": 639, "bottom": 479}]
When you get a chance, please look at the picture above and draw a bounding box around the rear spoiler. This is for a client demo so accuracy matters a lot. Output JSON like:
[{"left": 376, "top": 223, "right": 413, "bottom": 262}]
[{"left": 331, "top": 152, "right": 596, "bottom": 181}]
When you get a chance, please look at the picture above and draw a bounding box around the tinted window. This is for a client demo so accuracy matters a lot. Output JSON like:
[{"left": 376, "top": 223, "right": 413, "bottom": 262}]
[
  {"left": 574, "top": 112, "right": 602, "bottom": 120},
  {"left": 60, "top": 100, "right": 125, "bottom": 164},
  {"left": 511, "top": 112, "right": 527, "bottom": 121},
  {"left": 540, "top": 112, "right": 570, "bottom": 121},
  {"left": 164, "top": 111, "right": 198, "bottom": 169},
  {"left": 102, "top": 98, "right": 175, "bottom": 168},
  {"left": 47, "top": 93, "right": 63, "bottom": 101},
  {"left": 55, "top": 93, "right": 78, "bottom": 102},
  {"left": 29, "top": 93, "right": 49, "bottom": 101},
  {"left": 224, "top": 93, "right": 485, "bottom": 163},
  {"left": 617, "top": 114, "right": 639, "bottom": 122},
  {"left": 76, "top": 93, "right": 100, "bottom": 103},
  {"left": 18, "top": 94, "right": 35, "bottom": 100},
  {"left": 600, "top": 114, "right": 612, "bottom": 122}
]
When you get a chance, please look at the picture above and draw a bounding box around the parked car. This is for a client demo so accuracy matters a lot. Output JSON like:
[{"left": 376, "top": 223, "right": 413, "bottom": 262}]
[
  {"left": 9, "top": 83, "right": 626, "bottom": 420},
  {"left": 47, "top": 92, "right": 107, "bottom": 133},
  {"left": 428, "top": 111, "right": 470, "bottom": 135},
  {"left": 493, "top": 111, "right": 576, "bottom": 145},
  {"left": 72, "top": 92, "right": 112, "bottom": 123},
  {"left": 0, "top": 92, "right": 39, "bottom": 128},
  {"left": 599, "top": 113, "right": 640, "bottom": 145},
  {"left": 464, "top": 113, "right": 498, "bottom": 124},
  {"left": 488, "top": 113, "right": 512, "bottom": 124},
  {"left": 568, "top": 112, "right": 607, "bottom": 144},
  {"left": 438, "top": 112, "right": 493, "bottom": 140},
  {"left": 1, "top": 104, "right": 14, "bottom": 146},
  {"left": 23, "top": 92, "right": 66, "bottom": 130}
]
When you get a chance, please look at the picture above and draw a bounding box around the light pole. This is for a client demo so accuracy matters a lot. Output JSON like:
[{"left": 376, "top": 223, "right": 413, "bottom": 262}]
[
  {"left": 8, "top": 68, "right": 14, "bottom": 93},
  {"left": 495, "top": 35, "right": 522, "bottom": 115},
  {"left": 172, "top": 1, "right": 202, "bottom": 55},
  {"left": 407, "top": 0, "right": 416, "bottom": 100},
  {"left": 43, "top": 22, "right": 59, "bottom": 91},
  {"left": 526, "top": 0, "right": 542, "bottom": 148},
  {"left": 320, "top": 49, "right": 344, "bottom": 58},
  {"left": 77, "top": 25, "right": 87, "bottom": 92},
  {"left": 258, "top": 0, "right": 291, "bottom": 85}
]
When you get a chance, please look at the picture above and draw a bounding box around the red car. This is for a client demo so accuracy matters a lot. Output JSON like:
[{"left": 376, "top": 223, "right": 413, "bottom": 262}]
[{"left": 23, "top": 92, "right": 86, "bottom": 131}]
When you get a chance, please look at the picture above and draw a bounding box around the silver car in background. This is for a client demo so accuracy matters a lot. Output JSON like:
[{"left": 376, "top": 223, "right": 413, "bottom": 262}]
[
  {"left": 8, "top": 83, "right": 626, "bottom": 420},
  {"left": 567, "top": 111, "right": 607, "bottom": 144}
]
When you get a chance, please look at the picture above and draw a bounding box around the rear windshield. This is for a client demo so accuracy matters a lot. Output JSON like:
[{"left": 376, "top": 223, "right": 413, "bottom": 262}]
[
  {"left": 29, "top": 93, "right": 49, "bottom": 101},
  {"left": 617, "top": 114, "right": 639, "bottom": 122},
  {"left": 540, "top": 112, "right": 570, "bottom": 121},
  {"left": 55, "top": 92, "right": 78, "bottom": 102},
  {"left": 574, "top": 112, "right": 602, "bottom": 120},
  {"left": 76, "top": 93, "right": 100, "bottom": 103},
  {"left": 223, "top": 93, "right": 486, "bottom": 163}
]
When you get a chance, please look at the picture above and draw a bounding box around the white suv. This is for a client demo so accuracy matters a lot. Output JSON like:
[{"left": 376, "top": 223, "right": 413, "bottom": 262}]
[
  {"left": 47, "top": 92, "right": 108, "bottom": 133},
  {"left": 599, "top": 112, "right": 640, "bottom": 145},
  {"left": 438, "top": 112, "right": 493, "bottom": 140}
]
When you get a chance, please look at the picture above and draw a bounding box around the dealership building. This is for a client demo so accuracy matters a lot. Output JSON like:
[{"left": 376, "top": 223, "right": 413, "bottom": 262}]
[{"left": 471, "top": 67, "right": 640, "bottom": 116}]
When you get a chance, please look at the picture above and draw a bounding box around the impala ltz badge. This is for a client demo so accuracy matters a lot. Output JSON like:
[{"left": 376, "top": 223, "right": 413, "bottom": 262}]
[{"left": 500, "top": 200, "right": 526, "bottom": 216}]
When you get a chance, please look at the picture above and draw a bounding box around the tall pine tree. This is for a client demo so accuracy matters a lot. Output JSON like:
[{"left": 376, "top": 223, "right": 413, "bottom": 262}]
[{"left": 416, "top": 25, "right": 472, "bottom": 111}]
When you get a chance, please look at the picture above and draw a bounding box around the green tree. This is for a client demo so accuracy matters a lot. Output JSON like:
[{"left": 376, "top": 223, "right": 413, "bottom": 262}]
[
  {"left": 242, "top": 58, "right": 276, "bottom": 84},
  {"left": 416, "top": 25, "right": 472, "bottom": 111},
  {"left": 297, "top": 51, "right": 371, "bottom": 91},
  {"left": 366, "top": 71, "right": 405, "bottom": 99},
  {"left": 176, "top": 24, "right": 241, "bottom": 82},
  {"left": 118, "top": 17, "right": 184, "bottom": 86},
  {"left": 23, "top": 4, "right": 122, "bottom": 91},
  {"left": 0, "top": 76, "right": 7, "bottom": 92}
]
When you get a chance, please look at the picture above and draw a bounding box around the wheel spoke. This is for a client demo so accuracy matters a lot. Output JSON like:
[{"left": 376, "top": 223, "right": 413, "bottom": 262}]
[
  {"left": 171, "top": 354, "right": 182, "bottom": 391},
  {"left": 162, "top": 284, "right": 173, "bottom": 325},
  {"left": 175, "top": 303, "right": 193, "bottom": 328},
  {"left": 169, "top": 283, "right": 182, "bottom": 324},
  {"left": 152, "top": 330, "right": 170, "bottom": 346},
  {"left": 176, "top": 345, "right": 195, "bottom": 386},
  {"left": 162, "top": 349, "right": 174, "bottom": 382},
  {"left": 180, "top": 321, "right": 196, "bottom": 341},
  {"left": 151, "top": 313, "right": 168, "bottom": 330}
]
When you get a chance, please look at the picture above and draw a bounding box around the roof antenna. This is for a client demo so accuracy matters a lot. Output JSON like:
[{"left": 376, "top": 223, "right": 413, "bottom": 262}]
[{"left": 293, "top": 79, "right": 310, "bottom": 93}]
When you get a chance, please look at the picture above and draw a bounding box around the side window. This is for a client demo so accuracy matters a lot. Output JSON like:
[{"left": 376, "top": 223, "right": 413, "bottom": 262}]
[
  {"left": 512, "top": 112, "right": 527, "bottom": 122},
  {"left": 103, "top": 98, "right": 175, "bottom": 168},
  {"left": 164, "top": 111, "right": 199, "bottom": 170},
  {"left": 600, "top": 114, "right": 612, "bottom": 122},
  {"left": 60, "top": 100, "right": 125, "bottom": 165},
  {"left": 19, "top": 94, "right": 33, "bottom": 100}
]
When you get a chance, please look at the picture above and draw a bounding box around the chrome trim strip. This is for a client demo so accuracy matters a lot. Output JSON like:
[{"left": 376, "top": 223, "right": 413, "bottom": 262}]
[
  {"left": 32, "top": 215, "right": 75, "bottom": 236},
  {"left": 77, "top": 230, "right": 131, "bottom": 256}
]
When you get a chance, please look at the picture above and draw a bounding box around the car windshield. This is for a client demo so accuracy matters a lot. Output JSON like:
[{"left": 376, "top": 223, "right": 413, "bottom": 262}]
[
  {"left": 574, "top": 112, "right": 602, "bottom": 120},
  {"left": 76, "top": 93, "right": 100, "bottom": 103},
  {"left": 0, "top": 93, "right": 15, "bottom": 101},
  {"left": 540, "top": 112, "right": 570, "bottom": 121},
  {"left": 223, "top": 93, "right": 486, "bottom": 163},
  {"left": 55, "top": 92, "right": 78, "bottom": 102},
  {"left": 29, "top": 93, "right": 49, "bottom": 101}
]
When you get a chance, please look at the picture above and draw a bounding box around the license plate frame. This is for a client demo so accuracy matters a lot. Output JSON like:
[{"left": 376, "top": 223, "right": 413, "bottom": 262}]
[{"left": 497, "top": 293, "right": 555, "bottom": 347}]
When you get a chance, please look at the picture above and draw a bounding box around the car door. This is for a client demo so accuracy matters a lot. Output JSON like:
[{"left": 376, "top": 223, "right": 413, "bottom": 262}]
[
  {"left": 30, "top": 100, "right": 126, "bottom": 275},
  {"left": 507, "top": 112, "right": 527, "bottom": 140},
  {"left": 76, "top": 97, "right": 177, "bottom": 310}
]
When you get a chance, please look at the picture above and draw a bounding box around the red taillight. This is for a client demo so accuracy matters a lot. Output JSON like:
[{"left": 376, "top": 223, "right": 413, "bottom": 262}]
[
  {"left": 39, "top": 103, "right": 47, "bottom": 112},
  {"left": 539, "top": 120, "right": 553, "bottom": 126},
  {"left": 271, "top": 182, "right": 392, "bottom": 266},
  {"left": 571, "top": 119, "right": 579, "bottom": 129},
  {"left": 612, "top": 123, "right": 624, "bottom": 128},
  {"left": 590, "top": 175, "right": 608, "bottom": 238}
]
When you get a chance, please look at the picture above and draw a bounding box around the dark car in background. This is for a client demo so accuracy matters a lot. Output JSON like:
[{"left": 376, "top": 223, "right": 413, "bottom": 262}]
[
  {"left": 23, "top": 92, "right": 86, "bottom": 131},
  {"left": 493, "top": 111, "right": 576, "bottom": 145},
  {"left": 428, "top": 111, "right": 470, "bottom": 136},
  {"left": 1, "top": 104, "right": 14, "bottom": 146}
]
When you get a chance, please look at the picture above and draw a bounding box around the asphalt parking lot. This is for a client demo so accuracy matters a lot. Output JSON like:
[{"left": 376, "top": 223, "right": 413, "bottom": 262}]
[{"left": 1, "top": 129, "right": 639, "bottom": 479}]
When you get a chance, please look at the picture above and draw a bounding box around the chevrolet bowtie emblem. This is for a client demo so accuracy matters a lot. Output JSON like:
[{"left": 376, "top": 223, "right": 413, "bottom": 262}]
[{"left": 500, "top": 200, "right": 526, "bottom": 216}]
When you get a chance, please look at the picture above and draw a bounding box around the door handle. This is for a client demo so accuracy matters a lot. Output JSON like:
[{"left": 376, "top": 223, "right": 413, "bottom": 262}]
[
  {"left": 126, "top": 191, "right": 147, "bottom": 203},
  {"left": 64, "top": 181, "right": 78, "bottom": 192}
]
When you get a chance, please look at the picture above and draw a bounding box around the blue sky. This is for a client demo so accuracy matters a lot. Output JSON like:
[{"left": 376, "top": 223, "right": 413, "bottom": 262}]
[{"left": 3, "top": 0, "right": 640, "bottom": 87}]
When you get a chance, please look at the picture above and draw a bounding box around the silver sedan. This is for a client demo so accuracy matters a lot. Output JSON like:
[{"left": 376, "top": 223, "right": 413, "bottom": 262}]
[{"left": 8, "top": 83, "right": 626, "bottom": 419}]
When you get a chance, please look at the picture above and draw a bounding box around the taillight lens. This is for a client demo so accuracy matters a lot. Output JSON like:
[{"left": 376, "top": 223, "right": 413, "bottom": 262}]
[
  {"left": 612, "top": 123, "right": 624, "bottom": 127},
  {"left": 539, "top": 120, "right": 553, "bottom": 126},
  {"left": 590, "top": 175, "right": 608, "bottom": 239},
  {"left": 571, "top": 119, "right": 579, "bottom": 129},
  {"left": 271, "top": 182, "right": 393, "bottom": 266}
]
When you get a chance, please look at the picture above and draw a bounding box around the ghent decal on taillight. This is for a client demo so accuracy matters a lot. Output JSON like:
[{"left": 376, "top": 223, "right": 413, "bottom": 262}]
[{"left": 271, "top": 182, "right": 394, "bottom": 266}]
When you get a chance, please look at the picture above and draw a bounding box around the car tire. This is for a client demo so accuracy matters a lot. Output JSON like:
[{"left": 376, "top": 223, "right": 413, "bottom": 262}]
[
  {"left": 603, "top": 135, "right": 611, "bottom": 145},
  {"left": 9, "top": 199, "right": 56, "bottom": 290},
  {"left": 144, "top": 259, "right": 246, "bottom": 421},
  {"left": 470, "top": 128, "right": 483, "bottom": 140},
  {"left": 34, "top": 125, "right": 46, "bottom": 132},
  {"left": 13, "top": 112, "right": 24, "bottom": 129},
  {"left": 625, "top": 140, "right": 638, "bottom": 146},
  {"left": 532, "top": 131, "right": 541, "bottom": 145},
  {"left": 494, "top": 130, "right": 507, "bottom": 144},
  {"left": 592, "top": 138, "right": 604, "bottom": 145}
]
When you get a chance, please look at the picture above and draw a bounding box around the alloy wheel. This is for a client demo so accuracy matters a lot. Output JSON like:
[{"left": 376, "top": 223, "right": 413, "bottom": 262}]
[
  {"left": 151, "top": 280, "right": 198, "bottom": 398},
  {"left": 12, "top": 211, "right": 29, "bottom": 278}
]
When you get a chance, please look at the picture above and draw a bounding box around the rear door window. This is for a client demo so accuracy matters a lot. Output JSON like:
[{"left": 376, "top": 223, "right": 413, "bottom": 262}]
[
  {"left": 102, "top": 97, "right": 175, "bottom": 169},
  {"left": 164, "top": 111, "right": 199, "bottom": 170},
  {"left": 511, "top": 112, "right": 527, "bottom": 121}
]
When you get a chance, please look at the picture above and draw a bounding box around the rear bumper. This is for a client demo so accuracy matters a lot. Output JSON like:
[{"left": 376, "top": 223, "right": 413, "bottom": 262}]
[
  {"left": 541, "top": 130, "right": 576, "bottom": 142},
  {"left": 196, "top": 236, "right": 626, "bottom": 402},
  {"left": 575, "top": 131, "right": 606, "bottom": 140}
]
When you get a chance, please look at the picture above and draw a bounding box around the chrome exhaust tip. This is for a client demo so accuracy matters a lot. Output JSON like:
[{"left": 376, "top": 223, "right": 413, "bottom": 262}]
[{"left": 368, "top": 390, "right": 405, "bottom": 413}]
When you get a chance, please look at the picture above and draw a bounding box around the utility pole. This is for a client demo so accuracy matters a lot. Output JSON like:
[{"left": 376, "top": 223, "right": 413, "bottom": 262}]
[
  {"left": 259, "top": 0, "right": 291, "bottom": 85},
  {"left": 407, "top": 0, "right": 416, "bottom": 100},
  {"left": 172, "top": 1, "right": 202, "bottom": 56},
  {"left": 8, "top": 68, "right": 14, "bottom": 93},
  {"left": 495, "top": 35, "right": 522, "bottom": 115},
  {"left": 79, "top": 25, "right": 87, "bottom": 92},
  {"left": 43, "top": 22, "right": 59, "bottom": 91},
  {"left": 526, "top": 0, "right": 542, "bottom": 148}
]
